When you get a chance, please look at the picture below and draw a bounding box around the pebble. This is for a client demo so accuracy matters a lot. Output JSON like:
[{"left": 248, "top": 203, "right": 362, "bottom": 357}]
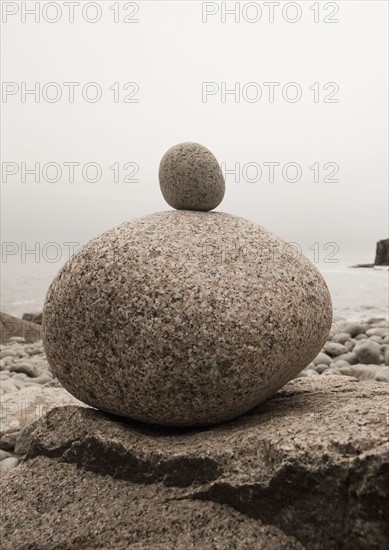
[
  {"left": 297, "top": 369, "right": 319, "bottom": 378},
  {"left": 344, "top": 340, "right": 356, "bottom": 351},
  {"left": 323, "top": 342, "right": 348, "bottom": 357},
  {"left": 322, "top": 368, "right": 342, "bottom": 376},
  {"left": 315, "top": 364, "right": 330, "bottom": 374},
  {"left": 333, "top": 352, "right": 359, "bottom": 365},
  {"left": 376, "top": 367, "right": 389, "bottom": 382},
  {"left": 330, "top": 360, "right": 351, "bottom": 369},
  {"left": 0, "top": 457, "right": 19, "bottom": 478},
  {"left": 366, "top": 328, "right": 389, "bottom": 338},
  {"left": 343, "top": 323, "right": 367, "bottom": 337},
  {"left": 354, "top": 340, "right": 382, "bottom": 365},
  {"left": 8, "top": 337, "right": 25, "bottom": 343},
  {"left": 0, "top": 431, "right": 19, "bottom": 452},
  {"left": 0, "top": 450, "right": 11, "bottom": 461},
  {"left": 313, "top": 352, "right": 332, "bottom": 366},
  {"left": 331, "top": 332, "right": 351, "bottom": 344},
  {"left": 9, "top": 363, "right": 38, "bottom": 377},
  {"left": 159, "top": 142, "right": 225, "bottom": 212},
  {"left": 339, "top": 364, "right": 383, "bottom": 382},
  {"left": 369, "top": 336, "right": 384, "bottom": 344}
]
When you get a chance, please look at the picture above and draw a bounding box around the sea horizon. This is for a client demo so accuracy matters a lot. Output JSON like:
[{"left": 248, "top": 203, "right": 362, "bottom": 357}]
[{"left": 1, "top": 251, "right": 387, "bottom": 322}]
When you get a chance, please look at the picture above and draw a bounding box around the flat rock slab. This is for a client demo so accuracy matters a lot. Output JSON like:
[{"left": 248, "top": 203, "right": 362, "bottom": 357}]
[
  {"left": 1, "top": 386, "right": 88, "bottom": 436},
  {"left": 1, "top": 377, "right": 388, "bottom": 549}
]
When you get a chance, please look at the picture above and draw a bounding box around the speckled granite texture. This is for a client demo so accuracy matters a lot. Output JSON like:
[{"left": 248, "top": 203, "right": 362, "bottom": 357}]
[
  {"left": 159, "top": 142, "right": 225, "bottom": 211},
  {"left": 43, "top": 210, "right": 332, "bottom": 425},
  {"left": 1, "top": 378, "right": 387, "bottom": 549}
]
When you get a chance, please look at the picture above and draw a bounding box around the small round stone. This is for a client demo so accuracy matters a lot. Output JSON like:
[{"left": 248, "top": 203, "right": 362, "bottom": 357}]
[
  {"left": 43, "top": 210, "right": 332, "bottom": 426},
  {"left": 159, "top": 142, "right": 225, "bottom": 211}
]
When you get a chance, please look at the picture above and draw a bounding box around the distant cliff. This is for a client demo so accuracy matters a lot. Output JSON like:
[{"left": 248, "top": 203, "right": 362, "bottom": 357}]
[{"left": 374, "top": 239, "right": 389, "bottom": 266}]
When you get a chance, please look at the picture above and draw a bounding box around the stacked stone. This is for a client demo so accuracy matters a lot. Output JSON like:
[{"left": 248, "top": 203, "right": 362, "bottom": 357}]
[{"left": 41, "top": 142, "right": 333, "bottom": 426}]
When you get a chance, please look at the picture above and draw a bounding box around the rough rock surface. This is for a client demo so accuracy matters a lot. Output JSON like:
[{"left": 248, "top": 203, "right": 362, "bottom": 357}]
[
  {"left": 1, "top": 377, "right": 387, "bottom": 549},
  {"left": 43, "top": 210, "right": 332, "bottom": 425},
  {"left": 0, "top": 386, "right": 88, "bottom": 451},
  {"left": 159, "top": 142, "right": 225, "bottom": 211},
  {"left": 374, "top": 238, "right": 389, "bottom": 266},
  {"left": 0, "top": 312, "right": 41, "bottom": 344},
  {"left": 22, "top": 312, "right": 42, "bottom": 325}
]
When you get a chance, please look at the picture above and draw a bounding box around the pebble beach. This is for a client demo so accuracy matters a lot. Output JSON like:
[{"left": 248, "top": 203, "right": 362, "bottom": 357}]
[{"left": 1, "top": 315, "right": 388, "bottom": 479}]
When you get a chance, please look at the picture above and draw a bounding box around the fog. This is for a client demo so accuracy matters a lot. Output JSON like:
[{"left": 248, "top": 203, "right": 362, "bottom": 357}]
[{"left": 1, "top": 1, "right": 388, "bottom": 265}]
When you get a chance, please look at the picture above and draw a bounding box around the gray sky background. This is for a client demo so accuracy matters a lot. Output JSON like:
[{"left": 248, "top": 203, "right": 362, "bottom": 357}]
[{"left": 1, "top": 0, "right": 388, "bottom": 265}]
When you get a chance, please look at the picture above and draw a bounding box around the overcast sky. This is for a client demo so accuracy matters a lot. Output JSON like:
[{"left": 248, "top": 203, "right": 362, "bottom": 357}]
[{"left": 1, "top": 0, "right": 388, "bottom": 265}]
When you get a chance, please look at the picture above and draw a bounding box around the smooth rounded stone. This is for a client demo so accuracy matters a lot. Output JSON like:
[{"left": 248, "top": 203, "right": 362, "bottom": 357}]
[
  {"left": 333, "top": 351, "right": 358, "bottom": 365},
  {"left": 32, "top": 373, "right": 54, "bottom": 385},
  {"left": 354, "top": 333, "right": 368, "bottom": 341},
  {"left": 313, "top": 352, "right": 332, "bottom": 366},
  {"left": 25, "top": 345, "right": 42, "bottom": 356},
  {"left": 296, "top": 369, "right": 319, "bottom": 378},
  {"left": 330, "top": 332, "right": 351, "bottom": 344},
  {"left": 9, "top": 362, "right": 38, "bottom": 377},
  {"left": 0, "top": 379, "right": 19, "bottom": 395},
  {"left": 339, "top": 364, "right": 383, "bottom": 382},
  {"left": 369, "top": 335, "right": 384, "bottom": 344},
  {"left": 322, "top": 368, "right": 342, "bottom": 376},
  {"left": 375, "top": 367, "right": 389, "bottom": 383},
  {"left": 344, "top": 340, "right": 356, "bottom": 351},
  {"left": 366, "top": 328, "right": 388, "bottom": 338},
  {"left": 8, "top": 337, "right": 26, "bottom": 343},
  {"left": 385, "top": 348, "right": 389, "bottom": 366},
  {"left": 323, "top": 342, "right": 348, "bottom": 357},
  {"left": 0, "top": 450, "right": 11, "bottom": 461},
  {"left": 8, "top": 375, "right": 28, "bottom": 390},
  {"left": 9, "top": 345, "right": 28, "bottom": 357},
  {"left": 354, "top": 340, "right": 382, "bottom": 365},
  {"left": 1, "top": 356, "right": 15, "bottom": 367},
  {"left": 375, "top": 320, "right": 389, "bottom": 327},
  {"left": 0, "top": 430, "right": 19, "bottom": 451},
  {"left": 0, "top": 349, "right": 17, "bottom": 359},
  {"left": 43, "top": 210, "right": 332, "bottom": 426},
  {"left": 342, "top": 323, "right": 366, "bottom": 337},
  {"left": 314, "top": 364, "right": 330, "bottom": 374},
  {"left": 159, "top": 143, "right": 225, "bottom": 212},
  {"left": 0, "top": 456, "right": 19, "bottom": 478},
  {"left": 330, "top": 360, "right": 350, "bottom": 369},
  {"left": 383, "top": 335, "right": 389, "bottom": 345}
]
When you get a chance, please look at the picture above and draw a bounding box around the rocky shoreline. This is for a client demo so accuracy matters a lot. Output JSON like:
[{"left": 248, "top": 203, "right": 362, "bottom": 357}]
[{"left": 0, "top": 316, "right": 388, "bottom": 479}]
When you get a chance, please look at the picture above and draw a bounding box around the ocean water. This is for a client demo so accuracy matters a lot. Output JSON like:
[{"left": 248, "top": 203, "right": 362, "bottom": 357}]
[{"left": 1, "top": 254, "right": 388, "bottom": 322}]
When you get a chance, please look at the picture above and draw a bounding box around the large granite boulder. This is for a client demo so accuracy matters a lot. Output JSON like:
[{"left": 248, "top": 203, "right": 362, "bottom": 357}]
[
  {"left": 1, "top": 377, "right": 387, "bottom": 549},
  {"left": 43, "top": 210, "right": 332, "bottom": 425}
]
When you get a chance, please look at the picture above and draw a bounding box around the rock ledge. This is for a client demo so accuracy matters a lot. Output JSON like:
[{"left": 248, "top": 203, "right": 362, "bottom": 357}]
[{"left": 1, "top": 377, "right": 388, "bottom": 549}]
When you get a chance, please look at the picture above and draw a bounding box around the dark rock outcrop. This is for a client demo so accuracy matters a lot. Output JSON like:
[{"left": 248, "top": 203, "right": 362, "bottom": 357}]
[
  {"left": 374, "top": 238, "right": 389, "bottom": 266},
  {"left": 0, "top": 312, "right": 42, "bottom": 344},
  {"left": 22, "top": 312, "right": 42, "bottom": 325},
  {"left": 1, "top": 377, "right": 388, "bottom": 549}
]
